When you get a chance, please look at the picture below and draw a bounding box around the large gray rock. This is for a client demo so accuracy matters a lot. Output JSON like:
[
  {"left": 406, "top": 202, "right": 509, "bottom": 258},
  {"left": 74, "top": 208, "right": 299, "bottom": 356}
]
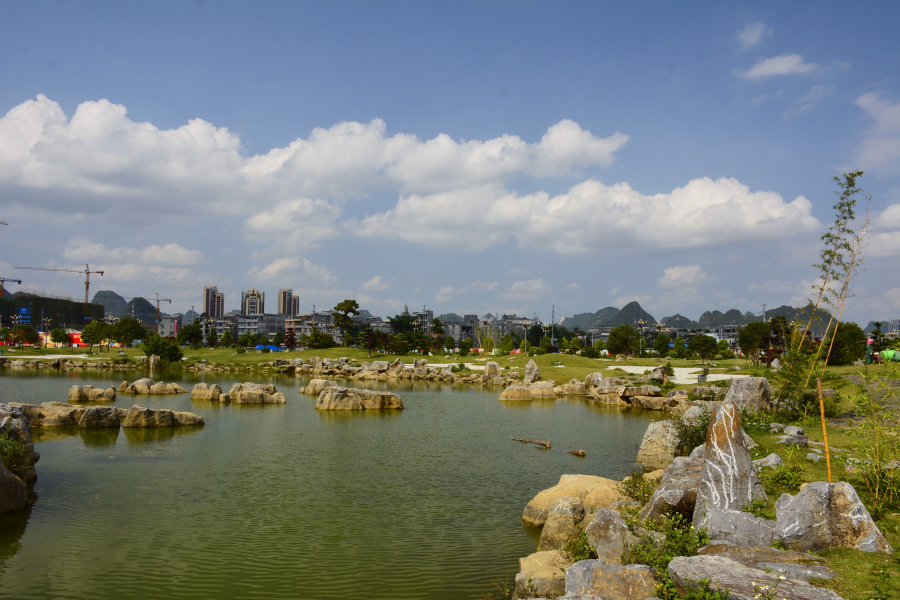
[
  {"left": 315, "top": 387, "right": 404, "bottom": 410},
  {"left": 639, "top": 454, "right": 704, "bottom": 523},
  {"left": 668, "top": 555, "right": 844, "bottom": 600},
  {"left": 514, "top": 550, "right": 572, "bottom": 599},
  {"left": 68, "top": 385, "right": 88, "bottom": 403},
  {"left": 538, "top": 497, "right": 585, "bottom": 551},
  {"left": 635, "top": 420, "right": 677, "bottom": 470},
  {"left": 77, "top": 406, "right": 121, "bottom": 428},
  {"left": 775, "top": 481, "right": 893, "bottom": 553},
  {"left": 698, "top": 544, "right": 836, "bottom": 583},
  {"left": 229, "top": 382, "right": 286, "bottom": 404},
  {"left": 723, "top": 377, "right": 772, "bottom": 412},
  {"left": 10, "top": 401, "right": 85, "bottom": 427},
  {"left": 498, "top": 385, "right": 532, "bottom": 401},
  {"left": 583, "top": 372, "right": 603, "bottom": 391},
  {"left": 699, "top": 507, "right": 774, "bottom": 546},
  {"left": 584, "top": 509, "right": 636, "bottom": 564},
  {"left": 524, "top": 359, "right": 539, "bottom": 384},
  {"left": 564, "top": 560, "right": 657, "bottom": 600},
  {"left": 369, "top": 360, "right": 390, "bottom": 372},
  {"left": 589, "top": 379, "right": 626, "bottom": 405},
  {"left": 647, "top": 365, "right": 666, "bottom": 382},
  {"left": 555, "top": 378, "right": 586, "bottom": 395},
  {"left": 387, "top": 359, "right": 404, "bottom": 375},
  {"left": 190, "top": 383, "right": 222, "bottom": 401},
  {"left": 692, "top": 401, "right": 767, "bottom": 525},
  {"left": 753, "top": 453, "right": 783, "bottom": 470},
  {"left": 529, "top": 381, "right": 558, "bottom": 399},
  {"left": 0, "top": 456, "right": 28, "bottom": 514},
  {"left": 130, "top": 378, "right": 155, "bottom": 394},
  {"left": 0, "top": 403, "right": 39, "bottom": 484},
  {"left": 524, "top": 475, "right": 621, "bottom": 526},
  {"left": 482, "top": 361, "right": 501, "bottom": 382},
  {"left": 121, "top": 405, "right": 177, "bottom": 427},
  {"left": 301, "top": 379, "right": 336, "bottom": 395}
]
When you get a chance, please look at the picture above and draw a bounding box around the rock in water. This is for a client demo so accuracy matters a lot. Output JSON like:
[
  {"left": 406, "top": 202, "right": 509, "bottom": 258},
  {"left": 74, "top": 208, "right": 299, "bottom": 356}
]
[
  {"left": 583, "top": 372, "right": 603, "bottom": 391},
  {"left": 668, "top": 555, "right": 844, "bottom": 600},
  {"left": 498, "top": 385, "right": 532, "bottom": 401},
  {"left": 692, "top": 401, "right": 767, "bottom": 526},
  {"left": 301, "top": 379, "right": 336, "bottom": 395},
  {"left": 122, "top": 405, "right": 177, "bottom": 427},
  {"left": 524, "top": 359, "right": 539, "bottom": 384},
  {"left": 77, "top": 406, "right": 120, "bottom": 428},
  {"left": 523, "top": 475, "right": 621, "bottom": 526},
  {"left": 538, "top": 497, "right": 585, "bottom": 551},
  {"left": 482, "top": 361, "right": 501, "bottom": 382},
  {"left": 190, "top": 383, "right": 222, "bottom": 401},
  {"left": 0, "top": 403, "right": 40, "bottom": 485},
  {"left": 723, "top": 377, "right": 772, "bottom": 412},
  {"left": 635, "top": 420, "right": 677, "bottom": 470},
  {"left": 67, "top": 386, "right": 88, "bottom": 403},
  {"left": 387, "top": 359, "right": 404, "bottom": 376},
  {"left": 514, "top": 550, "right": 572, "bottom": 599},
  {"left": 775, "top": 481, "right": 893, "bottom": 553},
  {"left": 584, "top": 509, "right": 636, "bottom": 564},
  {"left": 564, "top": 560, "right": 657, "bottom": 600},
  {"left": 315, "top": 387, "right": 404, "bottom": 410}
]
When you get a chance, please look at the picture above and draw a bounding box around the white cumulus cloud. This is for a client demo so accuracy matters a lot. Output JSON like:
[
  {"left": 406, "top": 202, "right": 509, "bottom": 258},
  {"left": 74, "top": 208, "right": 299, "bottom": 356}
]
[
  {"left": 246, "top": 257, "right": 336, "bottom": 283},
  {"left": 63, "top": 241, "right": 206, "bottom": 267},
  {"left": 435, "top": 285, "right": 467, "bottom": 303},
  {"left": 855, "top": 92, "right": 900, "bottom": 176},
  {"left": 353, "top": 176, "right": 820, "bottom": 254},
  {"left": 658, "top": 265, "right": 710, "bottom": 288},
  {"left": 502, "top": 279, "right": 551, "bottom": 301},
  {"left": 360, "top": 275, "right": 392, "bottom": 291}
]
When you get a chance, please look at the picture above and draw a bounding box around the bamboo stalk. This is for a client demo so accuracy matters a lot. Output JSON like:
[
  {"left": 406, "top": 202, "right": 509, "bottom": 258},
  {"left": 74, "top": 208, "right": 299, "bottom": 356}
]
[{"left": 818, "top": 377, "right": 832, "bottom": 483}]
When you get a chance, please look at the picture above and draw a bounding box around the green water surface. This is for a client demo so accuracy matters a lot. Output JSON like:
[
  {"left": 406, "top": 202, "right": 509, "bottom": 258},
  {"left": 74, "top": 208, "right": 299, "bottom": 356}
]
[{"left": 0, "top": 369, "right": 655, "bottom": 600}]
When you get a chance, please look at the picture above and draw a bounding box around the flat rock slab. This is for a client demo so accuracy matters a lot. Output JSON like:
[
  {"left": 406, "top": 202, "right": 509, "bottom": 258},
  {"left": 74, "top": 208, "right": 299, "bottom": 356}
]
[
  {"left": 524, "top": 475, "right": 621, "bottom": 526},
  {"left": 668, "top": 555, "right": 844, "bottom": 600},
  {"left": 315, "top": 387, "right": 403, "bottom": 410},
  {"left": 699, "top": 544, "right": 836, "bottom": 583},
  {"left": 699, "top": 508, "right": 774, "bottom": 546}
]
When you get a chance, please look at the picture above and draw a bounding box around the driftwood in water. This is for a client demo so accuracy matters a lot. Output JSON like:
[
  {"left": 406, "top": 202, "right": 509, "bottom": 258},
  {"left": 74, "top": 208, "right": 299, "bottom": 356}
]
[
  {"left": 511, "top": 437, "right": 552, "bottom": 449},
  {"left": 562, "top": 449, "right": 586, "bottom": 457}
]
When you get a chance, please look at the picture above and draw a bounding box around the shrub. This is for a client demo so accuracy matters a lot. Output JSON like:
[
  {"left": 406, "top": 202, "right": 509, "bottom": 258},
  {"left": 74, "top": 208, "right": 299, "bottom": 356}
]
[
  {"left": 679, "top": 579, "right": 729, "bottom": 600},
  {"left": 743, "top": 498, "right": 776, "bottom": 520},
  {"left": 236, "top": 347, "right": 246, "bottom": 354},
  {"left": 534, "top": 347, "right": 547, "bottom": 356},
  {"left": 582, "top": 347, "right": 600, "bottom": 359},
  {"left": 675, "top": 410, "right": 712, "bottom": 456},
  {"left": 620, "top": 470, "right": 659, "bottom": 504},
  {"left": 0, "top": 431, "right": 30, "bottom": 478},
  {"left": 261, "top": 348, "right": 271, "bottom": 354},
  {"left": 562, "top": 530, "right": 594, "bottom": 562},
  {"left": 621, "top": 513, "right": 710, "bottom": 600}
]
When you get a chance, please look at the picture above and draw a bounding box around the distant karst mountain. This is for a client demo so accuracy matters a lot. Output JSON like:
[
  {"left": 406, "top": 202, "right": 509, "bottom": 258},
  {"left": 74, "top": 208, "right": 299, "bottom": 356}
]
[
  {"left": 609, "top": 301, "right": 656, "bottom": 327},
  {"left": 356, "top": 309, "right": 377, "bottom": 320},
  {"left": 437, "top": 313, "right": 463, "bottom": 323},
  {"left": 698, "top": 309, "right": 758, "bottom": 328},
  {"left": 91, "top": 290, "right": 128, "bottom": 318},
  {"left": 661, "top": 314, "right": 701, "bottom": 329},
  {"left": 559, "top": 303, "right": 655, "bottom": 330},
  {"left": 90, "top": 291, "right": 162, "bottom": 326}
]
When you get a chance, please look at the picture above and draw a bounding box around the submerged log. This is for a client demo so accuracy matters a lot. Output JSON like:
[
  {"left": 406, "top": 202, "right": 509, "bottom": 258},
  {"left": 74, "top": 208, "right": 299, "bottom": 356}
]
[{"left": 562, "top": 449, "right": 586, "bottom": 457}]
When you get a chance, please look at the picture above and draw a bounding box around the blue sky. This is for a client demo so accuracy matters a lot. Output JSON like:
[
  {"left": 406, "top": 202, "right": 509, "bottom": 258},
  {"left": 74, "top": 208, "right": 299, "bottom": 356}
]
[{"left": 1, "top": 1, "right": 899, "bottom": 325}]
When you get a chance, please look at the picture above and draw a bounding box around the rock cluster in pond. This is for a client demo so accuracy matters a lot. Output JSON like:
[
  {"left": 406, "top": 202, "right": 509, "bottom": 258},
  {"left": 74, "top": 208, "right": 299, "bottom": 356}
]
[
  {"left": 11, "top": 402, "right": 204, "bottom": 429},
  {"left": 189, "top": 383, "right": 284, "bottom": 404},
  {"left": 498, "top": 385, "right": 533, "bottom": 401},
  {"left": 523, "top": 474, "right": 621, "bottom": 527},
  {"left": 314, "top": 386, "right": 404, "bottom": 410},
  {"left": 118, "top": 379, "right": 187, "bottom": 395},
  {"left": 68, "top": 385, "right": 116, "bottom": 403}
]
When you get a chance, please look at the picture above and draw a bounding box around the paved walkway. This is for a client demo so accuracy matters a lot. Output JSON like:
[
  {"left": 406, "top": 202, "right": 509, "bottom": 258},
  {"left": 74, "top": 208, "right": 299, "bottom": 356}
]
[{"left": 610, "top": 365, "right": 749, "bottom": 385}]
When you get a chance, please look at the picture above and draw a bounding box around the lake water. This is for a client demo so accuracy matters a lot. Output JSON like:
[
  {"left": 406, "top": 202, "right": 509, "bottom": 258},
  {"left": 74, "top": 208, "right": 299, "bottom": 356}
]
[{"left": 0, "top": 369, "right": 655, "bottom": 600}]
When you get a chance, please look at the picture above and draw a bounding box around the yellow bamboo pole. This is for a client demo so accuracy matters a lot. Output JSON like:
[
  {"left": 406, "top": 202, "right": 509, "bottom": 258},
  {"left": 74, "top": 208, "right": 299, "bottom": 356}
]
[{"left": 818, "top": 377, "right": 832, "bottom": 483}]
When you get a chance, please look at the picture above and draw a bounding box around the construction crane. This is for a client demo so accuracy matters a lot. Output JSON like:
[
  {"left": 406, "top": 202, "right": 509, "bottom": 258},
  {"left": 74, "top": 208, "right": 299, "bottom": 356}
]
[
  {"left": 13, "top": 264, "right": 104, "bottom": 317},
  {"left": 0, "top": 277, "right": 22, "bottom": 297},
  {"left": 152, "top": 293, "right": 172, "bottom": 324}
]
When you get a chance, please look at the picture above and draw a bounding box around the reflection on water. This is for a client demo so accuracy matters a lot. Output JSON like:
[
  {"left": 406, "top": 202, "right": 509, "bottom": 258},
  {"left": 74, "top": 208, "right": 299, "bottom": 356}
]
[{"left": 0, "top": 369, "right": 654, "bottom": 600}]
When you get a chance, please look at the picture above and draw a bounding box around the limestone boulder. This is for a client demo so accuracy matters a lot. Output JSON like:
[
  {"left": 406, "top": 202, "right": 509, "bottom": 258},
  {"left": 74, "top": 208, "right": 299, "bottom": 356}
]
[
  {"left": 584, "top": 509, "right": 636, "bottom": 564},
  {"left": 370, "top": 360, "right": 390, "bottom": 372},
  {"left": 620, "top": 385, "right": 661, "bottom": 398},
  {"left": 77, "top": 406, "right": 121, "bottom": 428},
  {"left": 630, "top": 395, "right": 668, "bottom": 410},
  {"left": 638, "top": 454, "right": 704, "bottom": 523},
  {"left": 583, "top": 372, "right": 603, "bottom": 391},
  {"left": 636, "top": 420, "right": 678, "bottom": 470},
  {"left": 0, "top": 458, "right": 28, "bottom": 514},
  {"left": 166, "top": 383, "right": 187, "bottom": 394},
  {"left": 564, "top": 560, "right": 657, "bottom": 600},
  {"left": 150, "top": 382, "right": 170, "bottom": 394},
  {"left": 483, "top": 361, "right": 501, "bottom": 383},
  {"left": 523, "top": 475, "right": 621, "bottom": 526},
  {"left": 699, "top": 544, "right": 836, "bottom": 583},
  {"left": 700, "top": 507, "right": 775, "bottom": 546},
  {"left": 529, "top": 381, "right": 558, "bottom": 399},
  {"left": 514, "top": 550, "right": 572, "bottom": 600},
  {"left": 538, "top": 497, "right": 585, "bottom": 551},
  {"left": 589, "top": 379, "right": 626, "bottom": 405},
  {"left": 83, "top": 386, "right": 116, "bottom": 402},
  {"left": 173, "top": 411, "right": 205, "bottom": 426},
  {"left": 723, "top": 376, "right": 772, "bottom": 412},
  {"left": 774, "top": 481, "right": 893, "bottom": 553},
  {"left": 387, "top": 359, "right": 405, "bottom": 376},
  {"left": 315, "top": 387, "right": 404, "bottom": 410},
  {"left": 229, "top": 382, "right": 286, "bottom": 404},
  {"left": 753, "top": 453, "right": 783, "bottom": 470},
  {"left": 555, "top": 378, "right": 586, "bottom": 395},
  {"left": 302, "top": 379, "right": 336, "bottom": 395},
  {"left": 668, "top": 555, "right": 843, "bottom": 600},
  {"left": 524, "top": 359, "right": 539, "bottom": 384},
  {"left": 0, "top": 403, "right": 39, "bottom": 483},
  {"left": 647, "top": 365, "right": 666, "bottom": 383},
  {"left": 692, "top": 400, "right": 767, "bottom": 525},
  {"left": 122, "top": 405, "right": 177, "bottom": 427},
  {"left": 13, "top": 401, "right": 86, "bottom": 427},
  {"left": 68, "top": 385, "right": 88, "bottom": 403},
  {"left": 190, "top": 383, "right": 222, "bottom": 401},
  {"left": 498, "top": 385, "right": 532, "bottom": 401},
  {"left": 130, "top": 378, "right": 155, "bottom": 394}
]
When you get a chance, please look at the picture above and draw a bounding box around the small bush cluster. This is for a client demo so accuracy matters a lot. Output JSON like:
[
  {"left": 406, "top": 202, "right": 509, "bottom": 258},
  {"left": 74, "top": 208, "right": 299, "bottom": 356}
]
[
  {"left": 562, "top": 530, "right": 594, "bottom": 562},
  {"left": 0, "top": 431, "right": 29, "bottom": 478},
  {"left": 620, "top": 470, "right": 659, "bottom": 504},
  {"left": 675, "top": 411, "right": 712, "bottom": 456}
]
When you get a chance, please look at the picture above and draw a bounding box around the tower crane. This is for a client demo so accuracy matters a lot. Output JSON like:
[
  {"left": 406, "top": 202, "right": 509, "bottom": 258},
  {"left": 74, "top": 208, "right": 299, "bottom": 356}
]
[
  {"left": 13, "top": 264, "right": 104, "bottom": 317},
  {"left": 152, "top": 293, "right": 172, "bottom": 324},
  {"left": 0, "top": 277, "right": 22, "bottom": 297}
]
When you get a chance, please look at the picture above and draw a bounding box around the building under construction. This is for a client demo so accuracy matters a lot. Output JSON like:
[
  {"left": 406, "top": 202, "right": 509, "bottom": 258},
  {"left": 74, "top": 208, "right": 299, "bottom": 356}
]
[{"left": 0, "top": 292, "right": 104, "bottom": 330}]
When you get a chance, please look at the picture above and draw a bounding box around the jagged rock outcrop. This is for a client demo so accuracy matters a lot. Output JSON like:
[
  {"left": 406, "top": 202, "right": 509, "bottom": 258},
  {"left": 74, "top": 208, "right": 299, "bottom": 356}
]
[
  {"left": 555, "top": 378, "right": 586, "bottom": 395},
  {"left": 483, "top": 361, "right": 501, "bottom": 383},
  {"left": 635, "top": 420, "right": 678, "bottom": 470},
  {"left": 498, "top": 385, "right": 532, "bottom": 401},
  {"left": 774, "top": 481, "right": 893, "bottom": 553},
  {"left": 698, "top": 544, "right": 836, "bottom": 583},
  {"left": 121, "top": 405, "right": 204, "bottom": 427},
  {"left": 514, "top": 550, "right": 572, "bottom": 599},
  {"left": 315, "top": 387, "right": 404, "bottom": 410},
  {"left": 0, "top": 403, "right": 39, "bottom": 486},
  {"left": 77, "top": 406, "right": 121, "bottom": 428},
  {"left": 120, "top": 379, "right": 187, "bottom": 395},
  {"left": 387, "top": 359, "right": 404, "bottom": 375},
  {"left": 69, "top": 385, "right": 116, "bottom": 403},
  {"left": 189, "top": 383, "right": 223, "bottom": 401},
  {"left": 583, "top": 372, "right": 603, "bottom": 391},
  {"left": 584, "top": 509, "right": 636, "bottom": 564},
  {"left": 589, "top": 379, "right": 627, "bottom": 405},
  {"left": 523, "top": 475, "right": 621, "bottom": 526},
  {"left": 301, "top": 379, "right": 337, "bottom": 395},
  {"left": 564, "top": 560, "right": 657, "bottom": 600},
  {"left": 528, "top": 381, "right": 558, "bottom": 399},
  {"left": 668, "top": 555, "right": 843, "bottom": 600},
  {"left": 723, "top": 376, "right": 772, "bottom": 412},
  {"left": 538, "top": 497, "right": 585, "bottom": 551},
  {"left": 647, "top": 365, "right": 666, "bottom": 383},
  {"left": 701, "top": 507, "right": 775, "bottom": 546},
  {"left": 692, "top": 400, "right": 767, "bottom": 525},
  {"left": 638, "top": 450, "right": 705, "bottom": 523},
  {"left": 524, "top": 359, "right": 539, "bottom": 384},
  {"left": 10, "top": 401, "right": 86, "bottom": 427}
]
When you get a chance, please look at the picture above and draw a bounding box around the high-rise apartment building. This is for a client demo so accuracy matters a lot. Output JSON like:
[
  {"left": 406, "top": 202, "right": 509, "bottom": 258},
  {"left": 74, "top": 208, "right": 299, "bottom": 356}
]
[
  {"left": 277, "top": 289, "right": 298, "bottom": 315},
  {"left": 203, "top": 286, "right": 224, "bottom": 318},
  {"left": 241, "top": 289, "right": 265, "bottom": 315}
]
